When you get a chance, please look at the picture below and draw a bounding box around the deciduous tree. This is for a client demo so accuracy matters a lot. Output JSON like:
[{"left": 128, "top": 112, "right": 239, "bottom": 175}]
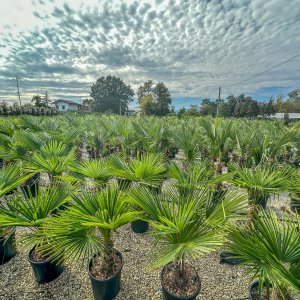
[{"left": 90, "top": 76, "right": 134, "bottom": 114}]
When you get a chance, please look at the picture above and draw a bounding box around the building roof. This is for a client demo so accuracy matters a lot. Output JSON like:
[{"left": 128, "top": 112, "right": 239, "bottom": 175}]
[
  {"left": 270, "top": 113, "right": 300, "bottom": 119},
  {"left": 51, "top": 99, "right": 80, "bottom": 105}
]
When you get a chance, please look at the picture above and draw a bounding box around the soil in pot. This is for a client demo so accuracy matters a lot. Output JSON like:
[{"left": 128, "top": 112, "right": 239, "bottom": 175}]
[
  {"left": 89, "top": 250, "right": 123, "bottom": 300},
  {"left": 0, "top": 230, "right": 17, "bottom": 265},
  {"left": 161, "top": 263, "right": 201, "bottom": 300},
  {"left": 249, "top": 281, "right": 293, "bottom": 300},
  {"left": 131, "top": 220, "right": 149, "bottom": 233},
  {"left": 28, "top": 248, "right": 64, "bottom": 284}
]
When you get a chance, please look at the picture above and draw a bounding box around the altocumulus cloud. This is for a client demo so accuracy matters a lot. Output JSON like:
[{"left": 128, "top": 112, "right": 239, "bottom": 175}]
[{"left": 0, "top": 0, "right": 299, "bottom": 104}]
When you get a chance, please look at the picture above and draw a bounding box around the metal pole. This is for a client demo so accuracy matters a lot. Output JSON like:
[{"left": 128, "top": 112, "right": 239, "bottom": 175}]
[
  {"left": 217, "top": 86, "right": 221, "bottom": 116},
  {"left": 15, "top": 75, "right": 21, "bottom": 106}
]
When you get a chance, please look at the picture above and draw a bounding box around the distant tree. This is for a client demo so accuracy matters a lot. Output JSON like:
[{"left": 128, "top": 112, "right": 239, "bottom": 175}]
[
  {"left": 265, "top": 98, "right": 276, "bottom": 115},
  {"left": 137, "top": 80, "right": 155, "bottom": 101},
  {"left": 177, "top": 107, "right": 186, "bottom": 118},
  {"left": 90, "top": 76, "right": 134, "bottom": 114},
  {"left": 153, "top": 82, "right": 172, "bottom": 116},
  {"left": 234, "top": 95, "right": 259, "bottom": 118},
  {"left": 31, "top": 95, "right": 46, "bottom": 107},
  {"left": 139, "top": 95, "right": 157, "bottom": 115},
  {"left": 82, "top": 98, "right": 94, "bottom": 109},
  {"left": 287, "top": 89, "right": 300, "bottom": 102},
  {"left": 186, "top": 105, "right": 200, "bottom": 116},
  {"left": 138, "top": 80, "right": 172, "bottom": 116},
  {"left": 199, "top": 98, "right": 217, "bottom": 116}
]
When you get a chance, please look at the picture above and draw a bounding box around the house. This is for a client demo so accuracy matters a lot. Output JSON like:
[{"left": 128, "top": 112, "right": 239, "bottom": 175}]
[
  {"left": 270, "top": 113, "right": 300, "bottom": 121},
  {"left": 51, "top": 99, "right": 82, "bottom": 111},
  {"left": 125, "top": 109, "right": 136, "bottom": 116}
]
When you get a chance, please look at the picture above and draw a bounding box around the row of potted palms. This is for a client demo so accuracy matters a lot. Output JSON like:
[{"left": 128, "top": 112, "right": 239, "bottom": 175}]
[
  {"left": 0, "top": 156, "right": 299, "bottom": 299},
  {"left": 0, "top": 114, "right": 299, "bottom": 300}
]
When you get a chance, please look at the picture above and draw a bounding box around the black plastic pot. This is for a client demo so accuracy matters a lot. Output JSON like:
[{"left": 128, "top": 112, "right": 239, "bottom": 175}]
[
  {"left": 161, "top": 264, "right": 201, "bottom": 300},
  {"left": 21, "top": 173, "right": 40, "bottom": 198},
  {"left": 249, "top": 280, "right": 293, "bottom": 300},
  {"left": 0, "top": 230, "right": 17, "bottom": 265},
  {"left": 28, "top": 247, "right": 64, "bottom": 284},
  {"left": 220, "top": 252, "right": 244, "bottom": 265},
  {"left": 258, "top": 198, "right": 268, "bottom": 210},
  {"left": 290, "top": 194, "right": 300, "bottom": 214},
  {"left": 51, "top": 201, "right": 70, "bottom": 215},
  {"left": 89, "top": 250, "right": 123, "bottom": 300},
  {"left": 131, "top": 220, "right": 149, "bottom": 233}
]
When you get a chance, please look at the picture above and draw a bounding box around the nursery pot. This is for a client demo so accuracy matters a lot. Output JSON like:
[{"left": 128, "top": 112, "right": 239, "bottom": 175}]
[
  {"left": 249, "top": 280, "right": 293, "bottom": 300},
  {"left": 131, "top": 220, "right": 149, "bottom": 233},
  {"left": 220, "top": 252, "right": 244, "bottom": 265},
  {"left": 88, "top": 250, "right": 123, "bottom": 300},
  {"left": 28, "top": 247, "right": 64, "bottom": 284},
  {"left": 161, "top": 264, "right": 201, "bottom": 300},
  {"left": 0, "top": 230, "right": 17, "bottom": 265},
  {"left": 258, "top": 197, "right": 268, "bottom": 210},
  {"left": 290, "top": 194, "right": 300, "bottom": 214},
  {"left": 51, "top": 201, "right": 70, "bottom": 215},
  {"left": 21, "top": 173, "right": 40, "bottom": 198}
]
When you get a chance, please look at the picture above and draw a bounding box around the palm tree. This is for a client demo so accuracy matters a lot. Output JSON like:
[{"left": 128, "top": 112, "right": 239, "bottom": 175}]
[
  {"left": 109, "top": 153, "right": 166, "bottom": 189},
  {"left": 200, "top": 118, "right": 233, "bottom": 173},
  {"left": 167, "top": 160, "right": 230, "bottom": 198},
  {"left": 229, "top": 163, "right": 296, "bottom": 223},
  {"left": 127, "top": 185, "right": 248, "bottom": 299},
  {"left": 0, "top": 163, "right": 31, "bottom": 197},
  {"left": 0, "top": 184, "right": 71, "bottom": 282},
  {"left": 24, "top": 140, "right": 76, "bottom": 184},
  {"left": 66, "top": 158, "right": 112, "bottom": 191},
  {"left": 32, "top": 184, "right": 138, "bottom": 299},
  {"left": 0, "top": 163, "right": 32, "bottom": 263},
  {"left": 227, "top": 209, "right": 300, "bottom": 300},
  {"left": 172, "top": 121, "right": 201, "bottom": 164}
]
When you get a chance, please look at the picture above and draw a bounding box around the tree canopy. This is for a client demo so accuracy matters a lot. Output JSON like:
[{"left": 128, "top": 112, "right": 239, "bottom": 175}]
[
  {"left": 138, "top": 80, "right": 172, "bottom": 116},
  {"left": 90, "top": 76, "right": 134, "bottom": 114}
]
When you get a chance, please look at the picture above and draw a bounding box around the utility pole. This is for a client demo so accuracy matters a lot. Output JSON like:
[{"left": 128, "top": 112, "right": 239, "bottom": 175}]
[
  {"left": 217, "top": 86, "right": 221, "bottom": 116},
  {"left": 15, "top": 75, "right": 21, "bottom": 106},
  {"left": 44, "top": 91, "right": 49, "bottom": 107}
]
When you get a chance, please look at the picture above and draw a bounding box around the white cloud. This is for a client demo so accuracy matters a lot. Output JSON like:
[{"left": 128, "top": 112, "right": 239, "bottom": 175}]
[{"left": 0, "top": 0, "right": 299, "bottom": 104}]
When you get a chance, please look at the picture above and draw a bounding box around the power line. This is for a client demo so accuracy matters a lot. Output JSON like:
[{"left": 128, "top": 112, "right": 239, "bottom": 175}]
[
  {"left": 222, "top": 52, "right": 300, "bottom": 88},
  {"left": 175, "top": 52, "right": 300, "bottom": 107}
]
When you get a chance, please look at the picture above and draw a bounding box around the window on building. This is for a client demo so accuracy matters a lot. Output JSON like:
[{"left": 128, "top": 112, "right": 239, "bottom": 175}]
[
  {"left": 62, "top": 105, "right": 65, "bottom": 110},
  {"left": 56, "top": 105, "right": 58, "bottom": 109}
]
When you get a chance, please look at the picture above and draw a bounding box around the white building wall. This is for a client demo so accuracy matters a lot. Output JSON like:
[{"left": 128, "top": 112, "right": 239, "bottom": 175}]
[{"left": 55, "top": 102, "right": 79, "bottom": 111}]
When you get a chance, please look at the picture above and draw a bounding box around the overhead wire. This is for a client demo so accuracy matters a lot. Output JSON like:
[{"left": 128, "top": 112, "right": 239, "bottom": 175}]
[{"left": 175, "top": 52, "right": 300, "bottom": 107}]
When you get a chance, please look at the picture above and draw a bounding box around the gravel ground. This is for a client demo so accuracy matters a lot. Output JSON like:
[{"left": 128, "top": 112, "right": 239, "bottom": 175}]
[
  {"left": 0, "top": 169, "right": 298, "bottom": 300},
  {"left": 0, "top": 224, "right": 252, "bottom": 300}
]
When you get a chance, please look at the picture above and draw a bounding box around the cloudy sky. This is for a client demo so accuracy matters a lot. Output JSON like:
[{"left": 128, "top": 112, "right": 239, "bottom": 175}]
[{"left": 0, "top": 0, "right": 299, "bottom": 108}]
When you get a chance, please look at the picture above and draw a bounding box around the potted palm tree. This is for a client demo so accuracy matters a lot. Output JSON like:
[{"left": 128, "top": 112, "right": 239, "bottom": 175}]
[
  {"left": 110, "top": 153, "right": 167, "bottom": 233},
  {"left": 128, "top": 185, "right": 248, "bottom": 300},
  {"left": 0, "top": 184, "right": 71, "bottom": 283},
  {"left": 0, "top": 163, "right": 32, "bottom": 264},
  {"left": 200, "top": 118, "right": 233, "bottom": 173},
  {"left": 65, "top": 158, "right": 112, "bottom": 191},
  {"left": 229, "top": 163, "right": 295, "bottom": 218},
  {"left": 24, "top": 139, "right": 76, "bottom": 185},
  {"left": 227, "top": 209, "right": 300, "bottom": 300},
  {"left": 167, "top": 160, "right": 230, "bottom": 198},
  {"left": 33, "top": 184, "right": 138, "bottom": 300}
]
